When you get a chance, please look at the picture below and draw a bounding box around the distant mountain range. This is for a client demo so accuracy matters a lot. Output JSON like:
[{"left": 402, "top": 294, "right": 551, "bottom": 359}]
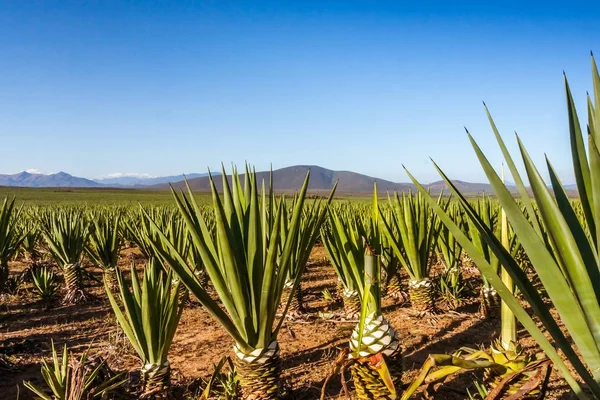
[
  {"left": 0, "top": 166, "right": 517, "bottom": 194},
  {"left": 94, "top": 173, "right": 209, "bottom": 187},
  {"left": 0, "top": 171, "right": 101, "bottom": 188},
  {"left": 0, "top": 171, "right": 211, "bottom": 188},
  {"left": 154, "top": 165, "right": 509, "bottom": 194}
]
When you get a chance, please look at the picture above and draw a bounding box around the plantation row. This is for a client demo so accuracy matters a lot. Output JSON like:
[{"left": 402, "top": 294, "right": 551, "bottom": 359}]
[{"left": 2, "top": 57, "right": 600, "bottom": 400}]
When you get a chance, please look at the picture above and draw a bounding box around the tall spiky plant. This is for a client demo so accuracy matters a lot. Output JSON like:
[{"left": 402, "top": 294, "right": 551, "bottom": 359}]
[
  {"left": 402, "top": 55, "right": 600, "bottom": 398},
  {"left": 347, "top": 187, "right": 401, "bottom": 399},
  {"left": 399, "top": 179, "right": 544, "bottom": 399},
  {"left": 124, "top": 208, "right": 158, "bottom": 260},
  {"left": 348, "top": 247, "right": 401, "bottom": 400},
  {"left": 147, "top": 166, "right": 330, "bottom": 399},
  {"left": 280, "top": 190, "right": 335, "bottom": 318},
  {"left": 105, "top": 258, "right": 185, "bottom": 398},
  {"left": 0, "top": 198, "right": 24, "bottom": 291},
  {"left": 379, "top": 191, "right": 442, "bottom": 314},
  {"left": 436, "top": 203, "right": 466, "bottom": 309},
  {"left": 321, "top": 206, "right": 365, "bottom": 319},
  {"left": 467, "top": 196, "right": 501, "bottom": 317},
  {"left": 42, "top": 209, "right": 89, "bottom": 304},
  {"left": 20, "top": 218, "right": 42, "bottom": 263},
  {"left": 378, "top": 208, "right": 405, "bottom": 303},
  {"left": 87, "top": 213, "right": 122, "bottom": 291}
]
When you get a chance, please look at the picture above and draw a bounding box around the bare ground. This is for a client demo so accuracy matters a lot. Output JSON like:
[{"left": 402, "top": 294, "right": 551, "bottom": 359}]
[{"left": 0, "top": 245, "right": 578, "bottom": 399}]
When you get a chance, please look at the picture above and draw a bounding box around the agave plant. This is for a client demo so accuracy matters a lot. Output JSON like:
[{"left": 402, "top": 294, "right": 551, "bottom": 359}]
[
  {"left": 146, "top": 166, "right": 331, "bottom": 399},
  {"left": 378, "top": 209, "right": 405, "bottom": 303},
  {"left": 124, "top": 208, "right": 158, "bottom": 259},
  {"left": 402, "top": 56, "right": 600, "bottom": 398},
  {"left": 345, "top": 247, "right": 401, "bottom": 400},
  {"left": 42, "top": 209, "right": 89, "bottom": 304},
  {"left": 467, "top": 196, "right": 501, "bottom": 317},
  {"left": 201, "top": 356, "right": 240, "bottom": 400},
  {"left": 320, "top": 188, "right": 401, "bottom": 399},
  {"left": 436, "top": 204, "right": 466, "bottom": 309},
  {"left": 31, "top": 266, "right": 59, "bottom": 309},
  {"left": 379, "top": 191, "right": 442, "bottom": 314},
  {"left": 105, "top": 258, "right": 185, "bottom": 398},
  {"left": 20, "top": 218, "right": 42, "bottom": 263},
  {"left": 87, "top": 213, "right": 122, "bottom": 291},
  {"left": 0, "top": 198, "right": 25, "bottom": 291},
  {"left": 321, "top": 206, "right": 365, "bottom": 319},
  {"left": 280, "top": 192, "right": 334, "bottom": 318},
  {"left": 348, "top": 193, "right": 402, "bottom": 399},
  {"left": 24, "top": 341, "right": 124, "bottom": 400},
  {"left": 398, "top": 177, "right": 548, "bottom": 398}
]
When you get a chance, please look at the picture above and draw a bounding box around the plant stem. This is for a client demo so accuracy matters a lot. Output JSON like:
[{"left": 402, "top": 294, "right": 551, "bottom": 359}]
[{"left": 500, "top": 165, "right": 517, "bottom": 348}]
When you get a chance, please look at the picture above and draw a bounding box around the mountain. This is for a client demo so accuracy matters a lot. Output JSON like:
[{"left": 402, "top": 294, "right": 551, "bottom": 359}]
[
  {"left": 0, "top": 171, "right": 101, "bottom": 188},
  {"left": 155, "top": 165, "right": 499, "bottom": 194},
  {"left": 94, "top": 173, "right": 209, "bottom": 187},
  {"left": 0, "top": 166, "right": 511, "bottom": 194}
]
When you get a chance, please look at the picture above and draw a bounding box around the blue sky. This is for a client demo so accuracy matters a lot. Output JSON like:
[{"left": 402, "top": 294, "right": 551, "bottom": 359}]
[{"left": 1, "top": 1, "right": 599, "bottom": 184}]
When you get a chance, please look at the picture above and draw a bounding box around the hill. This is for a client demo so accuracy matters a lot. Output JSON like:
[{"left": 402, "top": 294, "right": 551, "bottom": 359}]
[{"left": 156, "top": 165, "right": 497, "bottom": 194}]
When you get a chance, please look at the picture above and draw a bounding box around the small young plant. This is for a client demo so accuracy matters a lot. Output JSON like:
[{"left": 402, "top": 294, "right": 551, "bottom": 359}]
[
  {"left": 24, "top": 341, "right": 125, "bottom": 400},
  {"left": 201, "top": 356, "right": 240, "bottom": 400},
  {"left": 31, "top": 266, "right": 59, "bottom": 309}
]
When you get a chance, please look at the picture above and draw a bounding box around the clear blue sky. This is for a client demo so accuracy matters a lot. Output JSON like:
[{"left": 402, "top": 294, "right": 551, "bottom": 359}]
[{"left": 1, "top": 1, "right": 599, "bottom": 184}]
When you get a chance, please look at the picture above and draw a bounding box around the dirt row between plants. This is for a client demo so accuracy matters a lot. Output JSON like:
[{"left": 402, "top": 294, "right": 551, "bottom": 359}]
[{"left": 0, "top": 245, "right": 573, "bottom": 399}]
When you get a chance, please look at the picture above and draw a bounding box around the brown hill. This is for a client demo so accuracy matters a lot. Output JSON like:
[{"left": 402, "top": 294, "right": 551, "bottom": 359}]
[
  {"left": 153, "top": 165, "right": 501, "bottom": 195},
  {"left": 157, "top": 165, "right": 413, "bottom": 193}
]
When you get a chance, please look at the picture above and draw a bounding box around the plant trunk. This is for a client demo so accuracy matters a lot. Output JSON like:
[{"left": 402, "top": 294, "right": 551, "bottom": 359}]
[
  {"left": 380, "top": 266, "right": 388, "bottom": 294},
  {"left": 408, "top": 278, "right": 436, "bottom": 314},
  {"left": 234, "top": 342, "right": 281, "bottom": 400},
  {"left": 480, "top": 286, "right": 500, "bottom": 318},
  {"left": 335, "top": 278, "right": 344, "bottom": 300},
  {"left": 386, "top": 273, "right": 406, "bottom": 303},
  {"left": 103, "top": 268, "right": 119, "bottom": 293},
  {"left": 63, "top": 262, "right": 87, "bottom": 305},
  {"left": 342, "top": 289, "right": 360, "bottom": 320},
  {"left": 141, "top": 361, "right": 171, "bottom": 399},
  {"left": 351, "top": 351, "right": 403, "bottom": 400},
  {"left": 349, "top": 314, "right": 402, "bottom": 399},
  {"left": 351, "top": 358, "right": 395, "bottom": 399}
]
